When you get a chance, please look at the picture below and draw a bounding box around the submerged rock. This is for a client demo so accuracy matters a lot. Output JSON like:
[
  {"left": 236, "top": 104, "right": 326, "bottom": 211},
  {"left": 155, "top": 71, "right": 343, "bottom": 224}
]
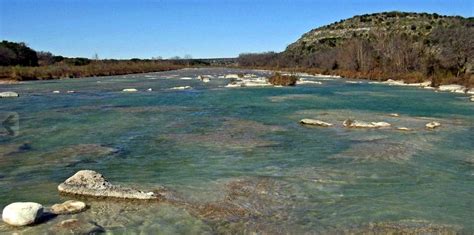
[
  {"left": 2, "top": 202, "right": 43, "bottom": 226},
  {"left": 51, "top": 219, "right": 105, "bottom": 234},
  {"left": 50, "top": 200, "right": 87, "bottom": 215},
  {"left": 299, "top": 119, "right": 333, "bottom": 127},
  {"left": 164, "top": 119, "right": 283, "bottom": 149},
  {"left": 470, "top": 96, "right": 474, "bottom": 102},
  {"left": 0, "top": 91, "right": 19, "bottom": 98},
  {"left": 331, "top": 140, "right": 415, "bottom": 162},
  {"left": 340, "top": 220, "right": 461, "bottom": 234},
  {"left": 58, "top": 170, "right": 159, "bottom": 200},
  {"left": 48, "top": 144, "right": 119, "bottom": 166},
  {"left": 388, "top": 113, "right": 400, "bottom": 117},
  {"left": 425, "top": 121, "right": 441, "bottom": 129}
]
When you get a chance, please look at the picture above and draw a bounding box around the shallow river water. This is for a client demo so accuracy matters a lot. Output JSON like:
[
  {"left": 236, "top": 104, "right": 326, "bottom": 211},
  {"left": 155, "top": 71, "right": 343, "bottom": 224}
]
[{"left": 0, "top": 68, "right": 473, "bottom": 234}]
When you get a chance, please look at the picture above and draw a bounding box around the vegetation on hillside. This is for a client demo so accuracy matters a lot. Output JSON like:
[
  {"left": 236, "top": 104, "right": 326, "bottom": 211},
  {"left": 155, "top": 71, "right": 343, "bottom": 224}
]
[{"left": 238, "top": 12, "right": 474, "bottom": 87}]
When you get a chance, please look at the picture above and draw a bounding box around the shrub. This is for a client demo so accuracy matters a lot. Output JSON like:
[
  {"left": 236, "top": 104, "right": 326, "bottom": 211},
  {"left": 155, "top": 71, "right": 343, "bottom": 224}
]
[{"left": 268, "top": 72, "right": 298, "bottom": 86}]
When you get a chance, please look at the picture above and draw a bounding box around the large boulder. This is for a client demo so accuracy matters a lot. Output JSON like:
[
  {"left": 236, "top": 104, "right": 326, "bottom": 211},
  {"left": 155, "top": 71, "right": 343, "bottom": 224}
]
[
  {"left": 0, "top": 91, "right": 19, "bottom": 98},
  {"left": 299, "top": 119, "right": 333, "bottom": 127},
  {"left": 50, "top": 200, "right": 87, "bottom": 215},
  {"left": 2, "top": 202, "right": 43, "bottom": 226},
  {"left": 57, "top": 170, "right": 159, "bottom": 200}
]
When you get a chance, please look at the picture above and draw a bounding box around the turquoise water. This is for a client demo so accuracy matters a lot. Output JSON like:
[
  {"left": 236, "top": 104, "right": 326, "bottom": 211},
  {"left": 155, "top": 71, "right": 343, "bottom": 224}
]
[{"left": 0, "top": 68, "right": 473, "bottom": 234}]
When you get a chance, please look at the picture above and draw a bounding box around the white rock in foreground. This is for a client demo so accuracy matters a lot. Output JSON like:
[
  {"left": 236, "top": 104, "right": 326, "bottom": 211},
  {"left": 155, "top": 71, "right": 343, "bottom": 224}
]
[
  {"left": 470, "top": 96, "right": 474, "bottom": 102},
  {"left": 51, "top": 200, "right": 87, "bottom": 215},
  {"left": 57, "top": 170, "right": 159, "bottom": 200},
  {"left": 0, "top": 91, "right": 19, "bottom": 98},
  {"left": 300, "top": 119, "right": 333, "bottom": 127},
  {"left": 179, "top": 77, "right": 193, "bottom": 80},
  {"left": 2, "top": 202, "right": 43, "bottom": 226},
  {"left": 52, "top": 90, "right": 61, "bottom": 94},
  {"left": 122, "top": 88, "right": 138, "bottom": 92},
  {"left": 425, "top": 121, "right": 441, "bottom": 129}
]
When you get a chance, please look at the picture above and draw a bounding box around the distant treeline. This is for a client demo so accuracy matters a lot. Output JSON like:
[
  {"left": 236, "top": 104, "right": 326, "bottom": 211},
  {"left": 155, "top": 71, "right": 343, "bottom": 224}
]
[
  {"left": 0, "top": 40, "right": 225, "bottom": 81},
  {"left": 238, "top": 17, "right": 473, "bottom": 87}
]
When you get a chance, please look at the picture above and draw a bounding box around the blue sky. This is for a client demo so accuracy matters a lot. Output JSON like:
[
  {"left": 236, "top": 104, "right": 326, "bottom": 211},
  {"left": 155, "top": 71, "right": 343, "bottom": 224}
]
[{"left": 0, "top": 0, "right": 472, "bottom": 59}]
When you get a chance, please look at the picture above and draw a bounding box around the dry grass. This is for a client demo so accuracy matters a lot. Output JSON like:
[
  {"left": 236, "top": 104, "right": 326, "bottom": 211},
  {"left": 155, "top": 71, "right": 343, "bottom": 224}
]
[{"left": 0, "top": 61, "right": 184, "bottom": 81}]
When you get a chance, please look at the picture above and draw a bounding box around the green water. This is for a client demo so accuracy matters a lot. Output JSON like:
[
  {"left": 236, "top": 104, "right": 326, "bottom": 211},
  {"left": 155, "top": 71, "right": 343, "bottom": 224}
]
[{"left": 0, "top": 68, "right": 473, "bottom": 234}]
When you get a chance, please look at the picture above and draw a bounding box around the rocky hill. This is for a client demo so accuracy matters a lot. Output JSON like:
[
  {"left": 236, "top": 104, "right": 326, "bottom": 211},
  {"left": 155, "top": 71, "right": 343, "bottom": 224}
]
[
  {"left": 239, "top": 11, "right": 473, "bottom": 86},
  {"left": 285, "top": 11, "right": 472, "bottom": 56}
]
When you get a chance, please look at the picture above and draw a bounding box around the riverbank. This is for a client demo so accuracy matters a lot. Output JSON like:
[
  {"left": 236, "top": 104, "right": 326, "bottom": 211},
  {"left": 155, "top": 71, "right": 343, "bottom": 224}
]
[
  {"left": 226, "top": 66, "right": 474, "bottom": 99},
  {"left": 0, "top": 61, "right": 185, "bottom": 82},
  {"left": 232, "top": 66, "right": 474, "bottom": 88}
]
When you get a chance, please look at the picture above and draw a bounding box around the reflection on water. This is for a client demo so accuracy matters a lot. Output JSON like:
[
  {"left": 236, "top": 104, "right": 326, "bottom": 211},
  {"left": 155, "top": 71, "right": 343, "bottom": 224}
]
[{"left": 0, "top": 68, "right": 473, "bottom": 233}]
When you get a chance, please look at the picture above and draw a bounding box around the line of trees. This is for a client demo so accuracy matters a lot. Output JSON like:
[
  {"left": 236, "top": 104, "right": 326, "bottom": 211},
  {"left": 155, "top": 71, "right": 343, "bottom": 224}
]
[
  {"left": 0, "top": 41, "right": 191, "bottom": 81},
  {"left": 0, "top": 41, "right": 38, "bottom": 66},
  {"left": 238, "top": 27, "right": 473, "bottom": 86}
]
